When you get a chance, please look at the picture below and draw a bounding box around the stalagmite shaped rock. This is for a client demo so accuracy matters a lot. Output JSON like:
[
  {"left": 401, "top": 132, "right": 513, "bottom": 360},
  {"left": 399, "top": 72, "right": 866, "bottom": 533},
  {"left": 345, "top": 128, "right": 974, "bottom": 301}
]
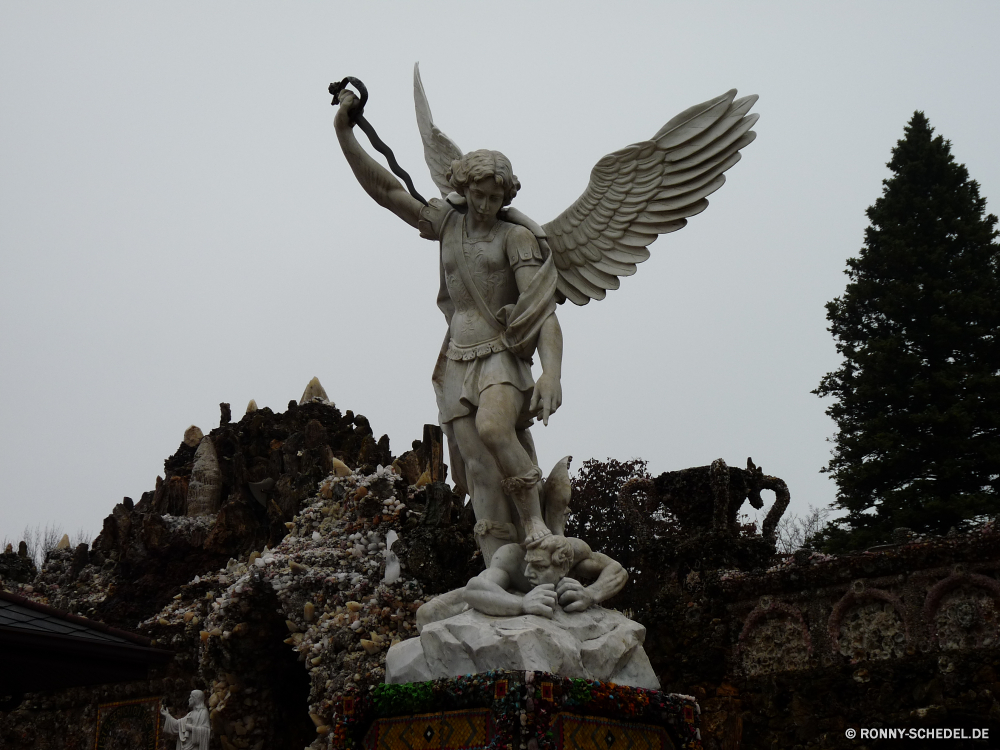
[
  {"left": 183, "top": 425, "right": 205, "bottom": 448},
  {"left": 329, "top": 457, "right": 352, "bottom": 477},
  {"left": 248, "top": 477, "right": 274, "bottom": 507},
  {"left": 245, "top": 399, "right": 258, "bottom": 414},
  {"left": 187, "top": 436, "right": 221, "bottom": 516},
  {"left": 56, "top": 534, "right": 70, "bottom": 550},
  {"left": 299, "top": 377, "right": 330, "bottom": 405}
]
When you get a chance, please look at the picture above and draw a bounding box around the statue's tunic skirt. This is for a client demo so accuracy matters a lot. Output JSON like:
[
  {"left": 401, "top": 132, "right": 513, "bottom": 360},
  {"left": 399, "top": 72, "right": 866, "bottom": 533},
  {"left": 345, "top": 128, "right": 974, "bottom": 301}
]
[{"left": 436, "top": 345, "right": 535, "bottom": 428}]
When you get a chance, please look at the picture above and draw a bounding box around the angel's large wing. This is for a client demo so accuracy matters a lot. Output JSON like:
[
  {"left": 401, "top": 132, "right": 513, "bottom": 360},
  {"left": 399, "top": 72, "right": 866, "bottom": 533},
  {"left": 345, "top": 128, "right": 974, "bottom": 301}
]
[
  {"left": 414, "top": 63, "right": 463, "bottom": 198},
  {"left": 544, "top": 90, "right": 758, "bottom": 305}
]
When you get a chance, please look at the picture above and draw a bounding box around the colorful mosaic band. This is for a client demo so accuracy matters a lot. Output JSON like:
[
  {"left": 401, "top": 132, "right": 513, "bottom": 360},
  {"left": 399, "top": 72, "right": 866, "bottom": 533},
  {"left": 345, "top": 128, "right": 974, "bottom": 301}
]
[
  {"left": 335, "top": 672, "right": 701, "bottom": 750},
  {"left": 552, "top": 714, "right": 674, "bottom": 750},
  {"left": 363, "top": 709, "right": 492, "bottom": 750}
]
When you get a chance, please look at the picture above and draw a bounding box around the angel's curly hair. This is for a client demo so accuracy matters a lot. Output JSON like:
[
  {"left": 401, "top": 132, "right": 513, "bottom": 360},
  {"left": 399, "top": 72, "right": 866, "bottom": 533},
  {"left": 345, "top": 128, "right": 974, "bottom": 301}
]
[
  {"left": 524, "top": 534, "right": 574, "bottom": 571},
  {"left": 446, "top": 150, "right": 520, "bottom": 205}
]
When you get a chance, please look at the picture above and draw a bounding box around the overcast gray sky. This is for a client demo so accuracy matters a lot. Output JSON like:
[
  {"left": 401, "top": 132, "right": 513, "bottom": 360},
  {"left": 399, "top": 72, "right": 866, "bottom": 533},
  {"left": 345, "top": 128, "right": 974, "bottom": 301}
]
[{"left": 2, "top": 2, "right": 999, "bottom": 543}]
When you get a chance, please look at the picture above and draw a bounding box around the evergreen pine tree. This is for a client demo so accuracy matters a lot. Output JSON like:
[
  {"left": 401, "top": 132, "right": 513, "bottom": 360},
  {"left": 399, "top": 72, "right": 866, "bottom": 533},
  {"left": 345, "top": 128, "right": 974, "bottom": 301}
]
[{"left": 814, "top": 112, "right": 1000, "bottom": 551}]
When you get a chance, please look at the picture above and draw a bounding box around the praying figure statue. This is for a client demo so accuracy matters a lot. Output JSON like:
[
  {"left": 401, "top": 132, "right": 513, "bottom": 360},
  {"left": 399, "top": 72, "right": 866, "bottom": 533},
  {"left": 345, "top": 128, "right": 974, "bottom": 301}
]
[
  {"left": 160, "top": 690, "right": 210, "bottom": 750},
  {"left": 333, "top": 64, "right": 758, "bottom": 566}
]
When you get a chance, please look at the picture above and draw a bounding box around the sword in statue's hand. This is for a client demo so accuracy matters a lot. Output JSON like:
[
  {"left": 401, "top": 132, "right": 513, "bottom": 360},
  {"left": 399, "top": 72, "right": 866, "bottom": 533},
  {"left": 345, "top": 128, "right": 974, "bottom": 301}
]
[{"left": 329, "top": 77, "right": 429, "bottom": 206}]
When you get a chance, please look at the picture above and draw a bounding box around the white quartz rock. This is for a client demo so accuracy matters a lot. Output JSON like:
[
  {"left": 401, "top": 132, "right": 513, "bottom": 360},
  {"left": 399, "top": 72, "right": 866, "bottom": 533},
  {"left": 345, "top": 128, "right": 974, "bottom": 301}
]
[
  {"left": 299, "top": 376, "right": 330, "bottom": 405},
  {"left": 183, "top": 425, "right": 204, "bottom": 448},
  {"left": 385, "top": 606, "right": 659, "bottom": 689},
  {"left": 383, "top": 530, "right": 400, "bottom": 584}
]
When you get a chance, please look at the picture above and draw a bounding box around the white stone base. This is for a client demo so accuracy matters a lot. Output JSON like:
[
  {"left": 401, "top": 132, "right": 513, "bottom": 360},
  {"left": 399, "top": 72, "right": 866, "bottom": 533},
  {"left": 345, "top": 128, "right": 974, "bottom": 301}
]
[{"left": 385, "top": 606, "right": 659, "bottom": 689}]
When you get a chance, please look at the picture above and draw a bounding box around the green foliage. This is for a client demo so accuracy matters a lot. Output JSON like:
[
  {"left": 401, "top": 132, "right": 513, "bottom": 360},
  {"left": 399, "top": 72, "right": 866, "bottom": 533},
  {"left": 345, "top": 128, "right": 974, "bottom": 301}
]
[
  {"left": 370, "top": 681, "right": 434, "bottom": 715},
  {"left": 814, "top": 112, "right": 1000, "bottom": 551}
]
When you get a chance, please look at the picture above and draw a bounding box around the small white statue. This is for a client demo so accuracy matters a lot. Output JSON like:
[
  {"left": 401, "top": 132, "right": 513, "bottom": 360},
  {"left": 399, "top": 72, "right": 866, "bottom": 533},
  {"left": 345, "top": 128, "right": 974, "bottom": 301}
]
[
  {"left": 334, "top": 64, "right": 757, "bottom": 566},
  {"left": 160, "top": 690, "right": 211, "bottom": 750}
]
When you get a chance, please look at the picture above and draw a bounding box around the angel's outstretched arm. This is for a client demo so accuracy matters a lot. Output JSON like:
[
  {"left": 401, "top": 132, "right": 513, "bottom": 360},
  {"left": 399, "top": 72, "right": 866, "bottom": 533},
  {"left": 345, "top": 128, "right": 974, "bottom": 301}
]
[{"left": 335, "top": 91, "right": 423, "bottom": 229}]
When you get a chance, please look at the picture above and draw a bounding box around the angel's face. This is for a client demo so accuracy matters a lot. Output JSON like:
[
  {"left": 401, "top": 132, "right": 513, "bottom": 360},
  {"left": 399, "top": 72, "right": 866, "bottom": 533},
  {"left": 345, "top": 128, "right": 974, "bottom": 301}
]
[{"left": 465, "top": 179, "right": 505, "bottom": 222}]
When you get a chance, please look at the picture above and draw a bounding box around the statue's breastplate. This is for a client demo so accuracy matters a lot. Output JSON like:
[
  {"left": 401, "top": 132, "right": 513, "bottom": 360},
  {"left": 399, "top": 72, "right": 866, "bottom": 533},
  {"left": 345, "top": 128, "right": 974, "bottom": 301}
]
[{"left": 441, "top": 217, "right": 519, "bottom": 344}]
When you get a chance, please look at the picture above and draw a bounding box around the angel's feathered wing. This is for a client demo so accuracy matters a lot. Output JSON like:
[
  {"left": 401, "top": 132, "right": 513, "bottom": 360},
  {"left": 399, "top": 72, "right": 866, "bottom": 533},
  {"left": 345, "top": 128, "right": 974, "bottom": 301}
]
[
  {"left": 544, "top": 90, "right": 758, "bottom": 304},
  {"left": 414, "top": 65, "right": 758, "bottom": 305},
  {"left": 414, "top": 63, "right": 462, "bottom": 198}
]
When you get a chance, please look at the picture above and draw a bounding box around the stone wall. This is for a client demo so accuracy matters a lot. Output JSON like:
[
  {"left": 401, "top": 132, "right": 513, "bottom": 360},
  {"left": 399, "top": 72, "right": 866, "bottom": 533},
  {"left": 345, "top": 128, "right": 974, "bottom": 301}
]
[{"left": 647, "top": 528, "right": 1000, "bottom": 749}]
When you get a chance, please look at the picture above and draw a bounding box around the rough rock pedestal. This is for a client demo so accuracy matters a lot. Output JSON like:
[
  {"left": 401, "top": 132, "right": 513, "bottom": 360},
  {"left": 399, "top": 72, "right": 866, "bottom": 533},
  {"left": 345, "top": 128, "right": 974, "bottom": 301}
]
[{"left": 386, "top": 606, "right": 659, "bottom": 689}]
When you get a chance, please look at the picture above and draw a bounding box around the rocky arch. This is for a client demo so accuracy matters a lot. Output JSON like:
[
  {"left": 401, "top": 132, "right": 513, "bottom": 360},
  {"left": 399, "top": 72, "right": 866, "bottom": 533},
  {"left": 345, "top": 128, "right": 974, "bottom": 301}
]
[
  {"left": 923, "top": 570, "right": 1000, "bottom": 651},
  {"left": 829, "top": 582, "right": 909, "bottom": 662},
  {"left": 736, "top": 597, "right": 811, "bottom": 676}
]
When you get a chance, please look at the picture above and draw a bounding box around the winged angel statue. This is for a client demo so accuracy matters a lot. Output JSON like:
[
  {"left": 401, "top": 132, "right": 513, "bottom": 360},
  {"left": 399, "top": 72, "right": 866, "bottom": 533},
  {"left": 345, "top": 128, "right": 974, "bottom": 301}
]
[{"left": 333, "top": 66, "right": 757, "bottom": 565}]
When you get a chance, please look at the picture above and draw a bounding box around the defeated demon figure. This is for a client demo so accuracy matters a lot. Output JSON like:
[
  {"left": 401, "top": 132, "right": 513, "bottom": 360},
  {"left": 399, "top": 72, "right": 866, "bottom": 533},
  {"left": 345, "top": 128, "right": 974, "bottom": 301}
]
[{"left": 416, "top": 534, "right": 627, "bottom": 630}]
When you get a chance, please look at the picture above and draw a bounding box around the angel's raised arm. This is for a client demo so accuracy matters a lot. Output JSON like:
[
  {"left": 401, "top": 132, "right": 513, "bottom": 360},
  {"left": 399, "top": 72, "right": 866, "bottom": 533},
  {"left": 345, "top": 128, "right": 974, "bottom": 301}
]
[{"left": 334, "top": 90, "right": 423, "bottom": 229}]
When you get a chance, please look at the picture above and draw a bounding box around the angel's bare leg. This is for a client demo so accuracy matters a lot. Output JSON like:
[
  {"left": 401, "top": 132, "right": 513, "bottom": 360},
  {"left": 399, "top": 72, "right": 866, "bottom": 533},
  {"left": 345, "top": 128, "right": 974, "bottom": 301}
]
[
  {"left": 450, "top": 415, "right": 515, "bottom": 566},
  {"left": 476, "top": 384, "right": 551, "bottom": 544},
  {"left": 515, "top": 426, "right": 545, "bottom": 521},
  {"left": 516, "top": 427, "right": 538, "bottom": 466}
]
